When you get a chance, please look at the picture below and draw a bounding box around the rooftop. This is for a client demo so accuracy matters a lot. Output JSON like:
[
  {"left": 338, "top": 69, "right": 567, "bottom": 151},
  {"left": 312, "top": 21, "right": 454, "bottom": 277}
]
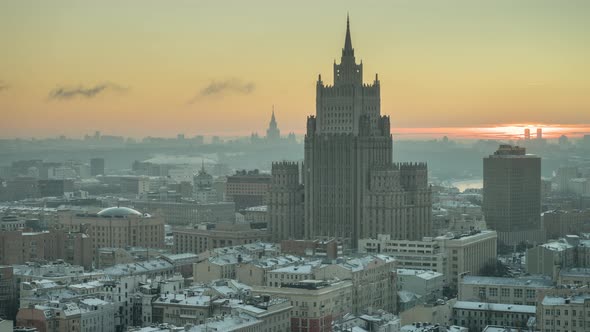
[
  {"left": 155, "top": 293, "right": 212, "bottom": 307},
  {"left": 338, "top": 255, "right": 395, "bottom": 272},
  {"left": 454, "top": 301, "right": 536, "bottom": 314},
  {"left": 542, "top": 294, "right": 590, "bottom": 306},
  {"left": 541, "top": 239, "right": 574, "bottom": 251},
  {"left": 97, "top": 206, "right": 144, "bottom": 218},
  {"left": 209, "top": 254, "right": 252, "bottom": 266},
  {"left": 102, "top": 259, "right": 173, "bottom": 276},
  {"left": 270, "top": 260, "right": 323, "bottom": 274},
  {"left": 191, "top": 313, "right": 261, "bottom": 331},
  {"left": 435, "top": 230, "right": 496, "bottom": 242},
  {"left": 461, "top": 275, "right": 553, "bottom": 288},
  {"left": 398, "top": 269, "right": 443, "bottom": 280},
  {"left": 244, "top": 205, "right": 267, "bottom": 212},
  {"left": 559, "top": 267, "right": 590, "bottom": 277}
]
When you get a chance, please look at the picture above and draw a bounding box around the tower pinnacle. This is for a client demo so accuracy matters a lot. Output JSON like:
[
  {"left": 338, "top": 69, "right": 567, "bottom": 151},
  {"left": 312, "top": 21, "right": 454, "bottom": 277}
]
[
  {"left": 343, "top": 14, "right": 354, "bottom": 57},
  {"left": 267, "top": 105, "right": 280, "bottom": 141}
]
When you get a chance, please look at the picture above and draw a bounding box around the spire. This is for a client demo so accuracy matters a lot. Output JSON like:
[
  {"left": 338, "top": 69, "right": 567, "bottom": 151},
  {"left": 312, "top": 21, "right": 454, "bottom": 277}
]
[
  {"left": 271, "top": 105, "right": 276, "bottom": 123},
  {"left": 201, "top": 159, "right": 205, "bottom": 173},
  {"left": 343, "top": 13, "right": 353, "bottom": 57}
]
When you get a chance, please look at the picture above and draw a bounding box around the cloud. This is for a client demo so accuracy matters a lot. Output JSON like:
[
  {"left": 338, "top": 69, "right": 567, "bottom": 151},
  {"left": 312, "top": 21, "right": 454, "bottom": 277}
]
[
  {"left": 48, "top": 82, "right": 127, "bottom": 100},
  {"left": 0, "top": 81, "right": 8, "bottom": 92},
  {"left": 189, "top": 78, "right": 255, "bottom": 103}
]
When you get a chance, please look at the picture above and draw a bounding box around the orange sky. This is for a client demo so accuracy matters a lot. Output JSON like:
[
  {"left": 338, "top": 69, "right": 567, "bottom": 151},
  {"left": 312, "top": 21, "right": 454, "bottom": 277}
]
[{"left": 1, "top": 0, "right": 589, "bottom": 139}]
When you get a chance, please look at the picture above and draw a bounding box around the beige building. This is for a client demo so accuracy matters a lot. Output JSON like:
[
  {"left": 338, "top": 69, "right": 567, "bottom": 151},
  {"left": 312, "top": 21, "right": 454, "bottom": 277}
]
[
  {"left": 322, "top": 255, "right": 397, "bottom": 314},
  {"left": 173, "top": 223, "right": 269, "bottom": 254},
  {"left": 527, "top": 239, "right": 576, "bottom": 278},
  {"left": 359, "top": 230, "right": 497, "bottom": 289},
  {"left": 458, "top": 275, "right": 554, "bottom": 306},
  {"left": 235, "top": 255, "right": 305, "bottom": 286},
  {"left": 56, "top": 207, "right": 165, "bottom": 252},
  {"left": 359, "top": 234, "right": 447, "bottom": 277},
  {"left": 16, "top": 299, "right": 116, "bottom": 332},
  {"left": 193, "top": 254, "right": 252, "bottom": 283},
  {"left": 528, "top": 236, "right": 590, "bottom": 279},
  {"left": 452, "top": 301, "right": 536, "bottom": 332},
  {"left": 266, "top": 261, "right": 326, "bottom": 287},
  {"left": 152, "top": 292, "right": 216, "bottom": 326},
  {"left": 96, "top": 248, "right": 135, "bottom": 269},
  {"left": 543, "top": 209, "right": 590, "bottom": 241},
  {"left": 0, "top": 230, "right": 92, "bottom": 269},
  {"left": 537, "top": 294, "right": 590, "bottom": 332},
  {"left": 232, "top": 298, "right": 292, "bottom": 332},
  {"left": 190, "top": 313, "right": 262, "bottom": 332},
  {"left": 436, "top": 230, "right": 498, "bottom": 287},
  {"left": 397, "top": 269, "right": 444, "bottom": 300},
  {"left": 558, "top": 268, "right": 590, "bottom": 287},
  {"left": 400, "top": 299, "right": 456, "bottom": 326},
  {"left": 252, "top": 280, "right": 353, "bottom": 332},
  {"left": 225, "top": 170, "right": 271, "bottom": 211}
]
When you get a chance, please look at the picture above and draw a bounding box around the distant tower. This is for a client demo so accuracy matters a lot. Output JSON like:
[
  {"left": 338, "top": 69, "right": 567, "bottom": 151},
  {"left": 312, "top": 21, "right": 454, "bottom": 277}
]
[
  {"left": 268, "top": 162, "right": 304, "bottom": 241},
  {"left": 536, "top": 128, "right": 542, "bottom": 140},
  {"left": 266, "top": 106, "right": 281, "bottom": 141},
  {"left": 524, "top": 128, "right": 530, "bottom": 140},
  {"left": 90, "top": 158, "right": 105, "bottom": 176},
  {"left": 193, "top": 161, "right": 216, "bottom": 203},
  {"left": 558, "top": 134, "right": 568, "bottom": 146},
  {"left": 483, "top": 145, "right": 543, "bottom": 245}
]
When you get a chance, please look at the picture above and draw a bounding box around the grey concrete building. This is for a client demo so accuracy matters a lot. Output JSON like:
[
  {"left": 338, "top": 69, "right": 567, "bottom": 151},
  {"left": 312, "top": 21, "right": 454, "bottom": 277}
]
[
  {"left": 303, "top": 16, "right": 431, "bottom": 248},
  {"left": 483, "top": 144, "right": 543, "bottom": 245},
  {"left": 268, "top": 162, "right": 304, "bottom": 241}
]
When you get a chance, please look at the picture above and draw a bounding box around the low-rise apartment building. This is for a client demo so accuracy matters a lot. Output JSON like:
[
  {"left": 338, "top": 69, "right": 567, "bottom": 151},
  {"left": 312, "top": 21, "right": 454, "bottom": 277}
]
[
  {"left": 452, "top": 301, "right": 536, "bottom": 332},
  {"left": 458, "top": 275, "right": 554, "bottom": 306},
  {"left": 252, "top": 280, "right": 353, "bottom": 332},
  {"left": 537, "top": 294, "right": 590, "bottom": 332}
]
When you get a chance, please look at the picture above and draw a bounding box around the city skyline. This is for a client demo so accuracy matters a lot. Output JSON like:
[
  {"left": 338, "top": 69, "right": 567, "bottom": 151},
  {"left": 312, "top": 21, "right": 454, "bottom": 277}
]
[{"left": 1, "top": 0, "right": 590, "bottom": 139}]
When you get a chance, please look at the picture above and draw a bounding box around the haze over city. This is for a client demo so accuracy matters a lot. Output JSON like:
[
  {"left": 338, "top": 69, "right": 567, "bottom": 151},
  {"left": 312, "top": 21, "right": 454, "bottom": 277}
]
[{"left": 2, "top": 2, "right": 590, "bottom": 332}]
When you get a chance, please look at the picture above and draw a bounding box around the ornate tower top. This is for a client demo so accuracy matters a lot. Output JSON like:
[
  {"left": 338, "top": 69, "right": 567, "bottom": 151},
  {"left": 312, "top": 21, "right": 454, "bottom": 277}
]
[
  {"left": 343, "top": 13, "right": 354, "bottom": 57},
  {"left": 333, "top": 15, "right": 362, "bottom": 86},
  {"left": 270, "top": 106, "right": 277, "bottom": 127},
  {"left": 266, "top": 105, "right": 281, "bottom": 140}
]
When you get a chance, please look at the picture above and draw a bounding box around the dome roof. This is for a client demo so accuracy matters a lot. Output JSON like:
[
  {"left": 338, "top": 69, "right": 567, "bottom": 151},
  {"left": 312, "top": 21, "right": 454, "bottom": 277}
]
[{"left": 97, "top": 207, "right": 143, "bottom": 218}]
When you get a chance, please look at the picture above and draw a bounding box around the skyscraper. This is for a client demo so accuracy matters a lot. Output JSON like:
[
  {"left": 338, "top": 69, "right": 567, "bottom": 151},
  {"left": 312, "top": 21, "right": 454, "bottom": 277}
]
[
  {"left": 268, "top": 161, "right": 304, "bottom": 242},
  {"left": 90, "top": 157, "right": 105, "bottom": 176},
  {"left": 483, "top": 145, "right": 543, "bottom": 245},
  {"left": 303, "top": 16, "right": 432, "bottom": 247},
  {"left": 266, "top": 106, "right": 281, "bottom": 142}
]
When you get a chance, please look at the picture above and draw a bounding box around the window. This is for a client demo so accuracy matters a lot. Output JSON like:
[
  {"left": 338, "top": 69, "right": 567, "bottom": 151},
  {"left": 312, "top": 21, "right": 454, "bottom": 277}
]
[
  {"left": 489, "top": 288, "right": 498, "bottom": 297},
  {"left": 501, "top": 288, "right": 510, "bottom": 297},
  {"left": 514, "top": 289, "right": 523, "bottom": 298},
  {"left": 526, "top": 289, "right": 535, "bottom": 298}
]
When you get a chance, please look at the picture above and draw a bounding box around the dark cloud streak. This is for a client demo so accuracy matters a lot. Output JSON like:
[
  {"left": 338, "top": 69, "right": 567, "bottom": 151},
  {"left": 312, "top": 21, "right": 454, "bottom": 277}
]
[
  {"left": 48, "top": 82, "right": 127, "bottom": 100},
  {"left": 189, "top": 78, "right": 255, "bottom": 103}
]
